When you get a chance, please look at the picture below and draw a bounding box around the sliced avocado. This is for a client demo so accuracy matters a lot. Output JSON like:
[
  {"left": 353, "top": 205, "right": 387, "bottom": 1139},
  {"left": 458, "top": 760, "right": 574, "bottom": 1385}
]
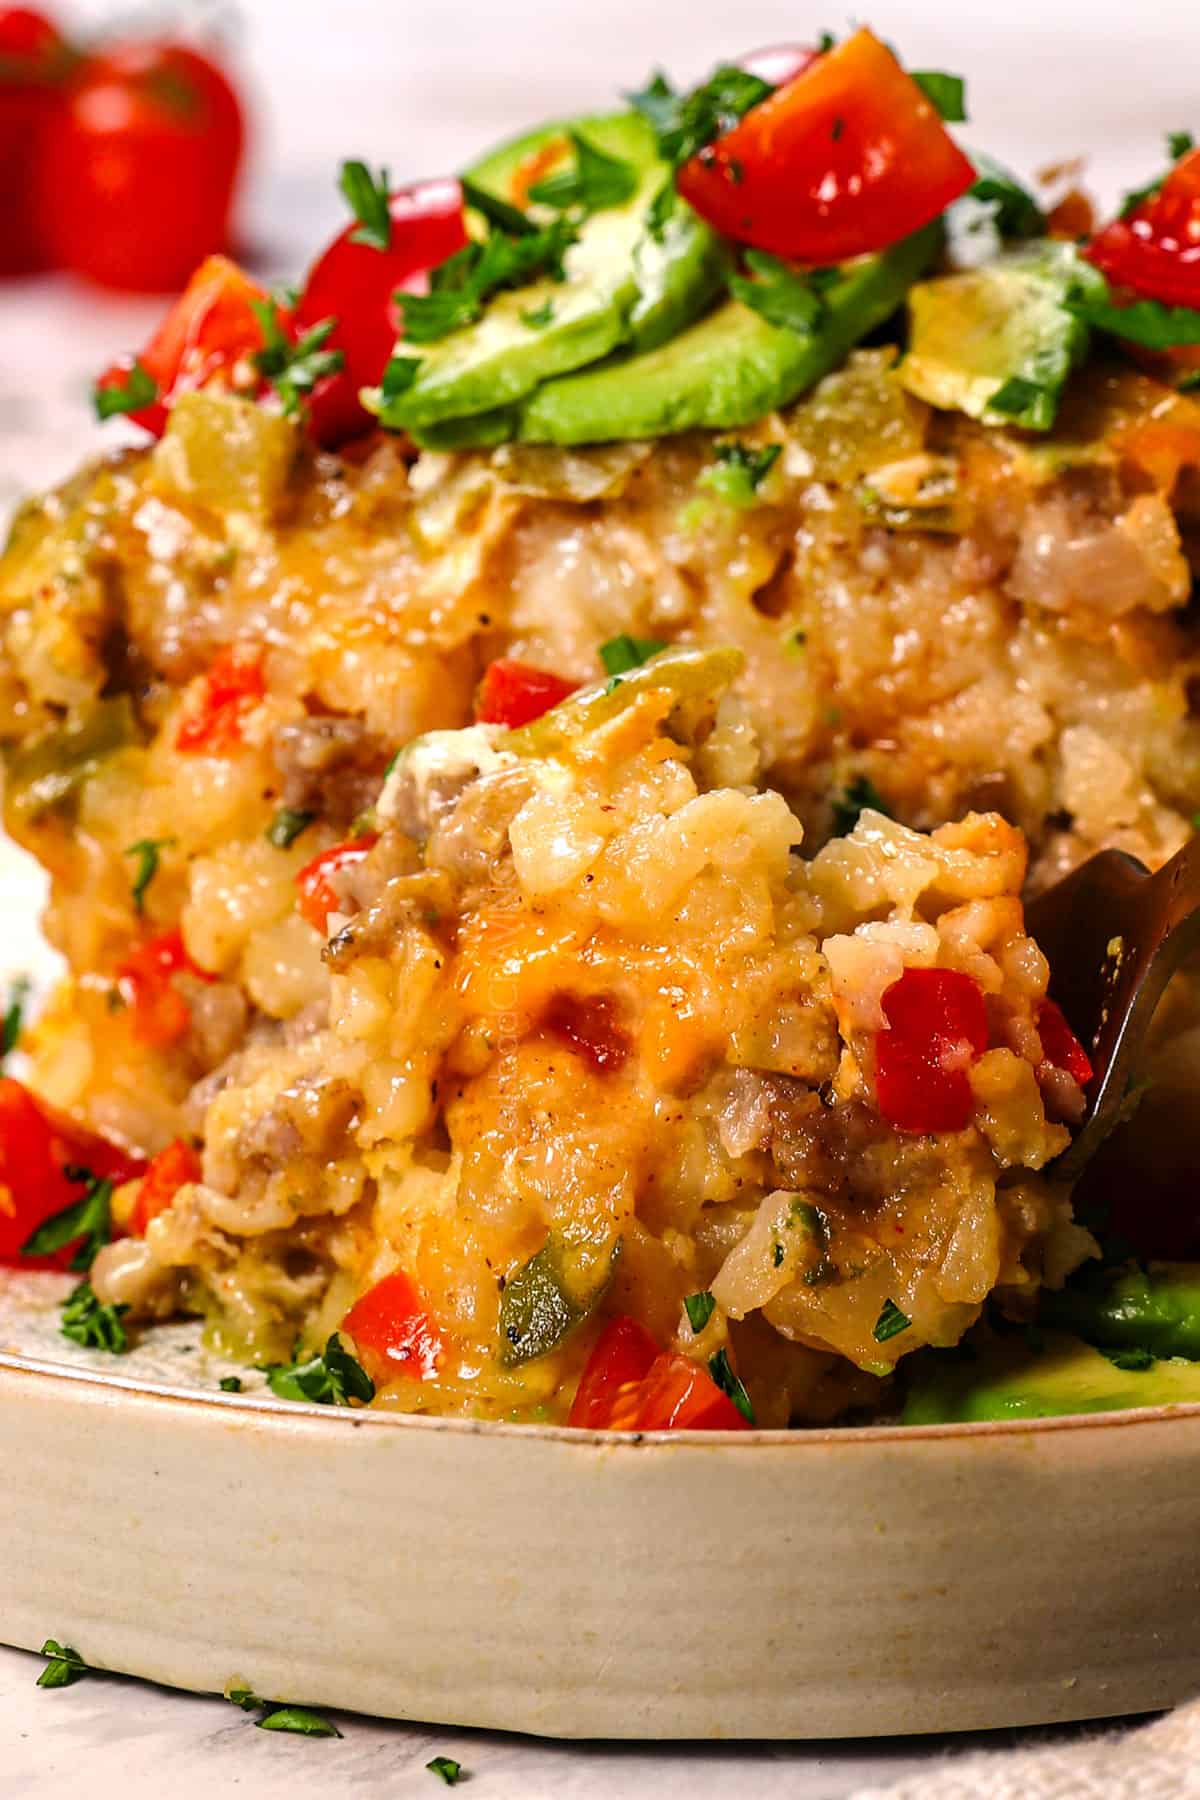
[
  {"left": 899, "top": 240, "right": 1105, "bottom": 432},
  {"left": 517, "top": 221, "right": 942, "bottom": 446},
  {"left": 1039, "top": 1261, "right": 1200, "bottom": 1361},
  {"left": 902, "top": 1328, "right": 1200, "bottom": 1425}
]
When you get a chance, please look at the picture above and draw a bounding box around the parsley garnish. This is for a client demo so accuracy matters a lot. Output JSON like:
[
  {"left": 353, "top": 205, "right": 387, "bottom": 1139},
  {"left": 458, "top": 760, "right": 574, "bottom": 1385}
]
[
  {"left": 698, "top": 440, "right": 781, "bottom": 508},
  {"left": 967, "top": 155, "right": 1045, "bottom": 239},
  {"left": 630, "top": 65, "right": 774, "bottom": 169},
  {"left": 459, "top": 175, "right": 537, "bottom": 238},
  {"left": 258, "top": 1706, "right": 343, "bottom": 1737},
  {"left": 380, "top": 354, "right": 423, "bottom": 401},
  {"left": 911, "top": 70, "right": 967, "bottom": 123},
  {"left": 123, "top": 836, "right": 175, "bottom": 915},
  {"left": 226, "top": 1684, "right": 263, "bottom": 1710},
  {"left": 93, "top": 361, "right": 157, "bottom": 422},
  {"left": 339, "top": 159, "right": 391, "bottom": 250},
  {"left": 527, "top": 129, "right": 638, "bottom": 215},
  {"left": 831, "top": 775, "right": 890, "bottom": 836},
  {"left": 873, "top": 1298, "right": 911, "bottom": 1343},
  {"left": 1065, "top": 285, "right": 1200, "bottom": 350},
  {"left": 36, "top": 1640, "right": 90, "bottom": 1689},
  {"left": 1, "top": 973, "right": 30, "bottom": 1061},
  {"left": 1120, "top": 131, "right": 1196, "bottom": 219},
  {"left": 427, "top": 1756, "right": 466, "bottom": 1786},
  {"left": 266, "top": 807, "right": 315, "bottom": 849},
  {"left": 646, "top": 176, "right": 677, "bottom": 242},
  {"left": 1104, "top": 1346, "right": 1157, "bottom": 1372},
  {"left": 219, "top": 1375, "right": 244, "bottom": 1392},
  {"left": 521, "top": 300, "right": 555, "bottom": 330},
  {"left": 22, "top": 1167, "right": 114, "bottom": 1271},
  {"left": 988, "top": 374, "right": 1053, "bottom": 425},
  {"left": 728, "top": 250, "right": 828, "bottom": 334},
  {"left": 598, "top": 634, "right": 666, "bottom": 676},
  {"left": 60, "top": 1279, "right": 129, "bottom": 1354},
  {"left": 707, "top": 1348, "right": 756, "bottom": 1424},
  {"left": 251, "top": 303, "right": 345, "bottom": 418},
  {"left": 395, "top": 218, "right": 577, "bottom": 345},
  {"left": 684, "top": 1290, "right": 716, "bottom": 1333},
  {"left": 265, "top": 1334, "right": 375, "bottom": 1406}
]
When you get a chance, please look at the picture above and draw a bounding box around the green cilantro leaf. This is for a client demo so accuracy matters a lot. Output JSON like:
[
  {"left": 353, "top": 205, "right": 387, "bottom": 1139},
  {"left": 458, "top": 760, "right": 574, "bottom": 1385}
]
[
  {"left": 459, "top": 175, "right": 538, "bottom": 238},
  {"left": 219, "top": 1375, "right": 244, "bottom": 1393},
  {"left": 93, "top": 361, "right": 157, "bottom": 423},
  {"left": 728, "top": 250, "right": 827, "bottom": 334},
  {"left": 339, "top": 159, "right": 391, "bottom": 250},
  {"left": 873, "top": 1298, "right": 911, "bottom": 1343},
  {"left": 527, "top": 129, "right": 638, "bottom": 215},
  {"left": 626, "top": 71, "right": 678, "bottom": 138},
  {"left": 226, "top": 1684, "right": 265, "bottom": 1710},
  {"left": 698, "top": 439, "right": 781, "bottom": 508},
  {"left": 22, "top": 1168, "right": 114, "bottom": 1271},
  {"left": 988, "top": 374, "right": 1054, "bottom": 426},
  {"left": 123, "top": 836, "right": 175, "bottom": 915},
  {"left": 427, "top": 1756, "right": 466, "bottom": 1786},
  {"left": 380, "top": 354, "right": 423, "bottom": 401},
  {"left": 631, "top": 65, "right": 774, "bottom": 169},
  {"left": 684, "top": 1290, "right": 716, "bottom": 1333},
  {"left": 257, "top": 1705, "right": 343, "bottom": 1737},
  {"left": 395, "top": 218, "right": 577, "bottom": 345},
  {"left": 266, "top": 807, "right": 315, "bottom": 849},
  {"left": 707, "top": 1348, "right": 756, "bottom": 1424},
  {"left": 967, "top": 155, "right": 1045, "bottom": 239},
  {"left": 251, "top": 303, "right": 346, "bottom": 418},
  {"left": 831, "top": 775, "right": 890, "bottom": 836},
  {"left": 36, "top": 1640, "right": 90, "bottom": 1689},
  {"left": 1, "top": 974, "right": 30, "bottom": 1061},
  {"left": 645, "top": 178, "right": 677, "bottom": 243},
  {"left": 911, "top": 70, "right": 967, "bottom": 123},
  {"left": 1103, "top": 1346, "right": 1157, "bottom": 1372},
  {"left": 265, "top": 1334, "right": 375, "bottom": 1406},
  {"left": 598, "top": 634, "right": 666, "bottom": 676},
  {"left": 60, "top": 1280, "right": 130, "bottom": 1354},
  {"left": 1065, "top": 286, "right": 1200, "bottom": 349}
]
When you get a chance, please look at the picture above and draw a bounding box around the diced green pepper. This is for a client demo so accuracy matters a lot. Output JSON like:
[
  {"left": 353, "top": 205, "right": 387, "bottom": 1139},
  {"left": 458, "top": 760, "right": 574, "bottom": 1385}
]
[
  {"left": 1039, "top": 1261, "right": 1200, "bottom": 1362},
  {"left": 504, "top": 642, "right": 743, "bottom": 757},
  {"left": 150, "top": 391, "right": 299, "bottom": 520},
  {"left": 5, "top": 696, "right": 137, "bottom": 826},
  {"left": 499, "top": 1231, "right": 620, "bottom": 1366}
]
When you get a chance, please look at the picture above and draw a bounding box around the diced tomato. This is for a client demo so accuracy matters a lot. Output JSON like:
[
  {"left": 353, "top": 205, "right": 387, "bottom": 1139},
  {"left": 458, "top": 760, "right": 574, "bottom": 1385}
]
[
  {"left": 175, "top": 643, "right": 266, "bottom": 754},
  {"left": 568, "top": 1316, "right": 751, "bottom": 1432},
  {"left": 676, "top": 28, "right": 975, "bottom": 264},
  {"left": 96, "top": 255, "right": 274, "bottom": 438},
  {"left": 635, "top": 1352, "right": 751, "bottom": 1431},
  {"left": 116, "top": 928, "right": 214, "bottom": 1049},
  {"left": 129, "top": 1138, "right": 201, "bottom": 1236},
  {"left": 341, "top": 1270, "right": 444, "bottom": 1381},
  {"left": 295, "top": 835, "right": 379, "bottom": 935},
  {"left": 475, "top": 659, "right": 578, "bottom": 729},
  {"left": 543, "top": 992, "right": 632, "bottom": 1074},
  {"left": 1087, "top": 147, "right": 1200, "bottom": 311},
  {"left": 0, "top": 1077, "right": 145, "bottom": 1267},
  {"left": 293, "top": 177, "right": 468, "bottom": 447},
  {"left": 0, "top": 7, "right": 70, "bottom": 275},
  {"left": 1036, "top": 998, "right": 1094, "bottom": 1087},
  {"left": 874, "top": 967, "right": 989, "bottom": 1135}
]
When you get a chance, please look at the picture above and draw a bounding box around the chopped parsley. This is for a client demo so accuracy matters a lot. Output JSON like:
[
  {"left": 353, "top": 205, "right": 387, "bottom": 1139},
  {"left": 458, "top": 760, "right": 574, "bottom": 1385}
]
[
  {"left": 1065, "top": 285, "right": 1200, "bottom": 350},
  {"left": 729, "top": 250, "right": 829, "bottom": 334},
  {"left": 772, "top": 1242, "right": 785, "bottom": 1268},
  {"left": 226, "top": 1684, "right": 264, "bottom": 1710},
  {"left": 60, "top": 1279, "right": 130, "bottom": 1354},
  {"left": 646, "top": 178, "right": 677, "bottom": 242},
  {"left": 1104, "top": 1346, "right": 1157, "bottom": 1372},
  {"left": 251, "top": 303, "right": 346, "bottom": 418},
  {"left": 219, "top": 1375, "right": 244, "bottom": 1392},
  {"left": 967, "top": 156, "right": 1045, "bottom": 239},
  {"left": 630, "top": 65, "right": 774, "bottom": 169},
  {"left": 521, "top": 300, "right": 555, "bottom": 330},
  {"left": 831, "top": 775, "right": 890, "bottom": 836},
  {"left": 265, "top": 1334, "right": 375, "bottom": 1406},
  {"left": 459, "top": 175, "right": 537, "bottom": 238},
  {"left": 684, "top": 1290, "right": 716, "bottom": 1333},
  {"left": 527, "top": 129, "right": 639, "bottom": 215},
  {"left": 22, "top": 1167, "right": 114, "bottom": 1271},
  {"left": 380, "top": 353, "right": 423, "bottom": 401},
  {"left": 911, "top": 70, "right": 967, "bottom": 123},
  {"left": 873, "top": 1298, "right": 911, "bottom": 1344},
  {"left": 266, "top": 807, "right": 316, "bottom": 849},
  {"left": 93, "top": 361, "right": 157, "bottom": 422},
  {"left": 699, "top": 439, "right": 782, "bottom": 508},
  {"left": 36, "top": 1640, "right": 90, "bottom": 1689},
  {"left": 396, "top": 217, "right": 577, "bottom": 345},
  {"left": 257, "top": 1706, "right": 343, "bottom": 1737},
  {"left": 427, "top": 1756, "right": 466, "bottom": 1786},
  {"left": 707, "top": 1348, "right": 755, "bottom": 1424},
  {"left": 123, "top": 836, "right": 175, "bottom": 915},
  {"left": 598, "top": 634, "right": 666, "bottom": 676},
  {"left": 988, "top": 374, "right": 1054, "bottom": 426},
  {"left": 339, "top": 159, "right": 392, "bottom": 250},
  {"left": 1, "top": 973, "right": 30, "bottom": 1061},
  {"left": 1120, "top": 131, "right": 1196, "bottom": 218}
]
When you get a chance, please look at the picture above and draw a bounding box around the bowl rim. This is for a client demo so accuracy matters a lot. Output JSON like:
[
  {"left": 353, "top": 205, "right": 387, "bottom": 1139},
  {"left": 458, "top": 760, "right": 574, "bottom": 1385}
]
[{"left": 5, "top": 1345, "right": 1200, "bottom": 1446}]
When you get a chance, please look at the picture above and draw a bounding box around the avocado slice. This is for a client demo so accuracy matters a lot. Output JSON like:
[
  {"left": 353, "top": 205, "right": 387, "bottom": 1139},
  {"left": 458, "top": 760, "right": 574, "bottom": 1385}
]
[
  {"left": 899, "top": 240, "right": 1104, "bottom": 432},
  {"left": 516, "top": 220, "right": 942, "bottom": 446},
  {"left": 1038, "top": 1261, "right": 1200, "bottom": 1361},
  {"left": 902, "top": 1328, "right": 1200, "bottom": 1424}
]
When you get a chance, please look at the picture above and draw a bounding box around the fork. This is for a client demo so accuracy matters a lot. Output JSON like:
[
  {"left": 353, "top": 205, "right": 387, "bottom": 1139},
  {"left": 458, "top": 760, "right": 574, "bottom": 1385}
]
[{"left": 1024, "top": 834, "right": 1200, "bottom": 1181}]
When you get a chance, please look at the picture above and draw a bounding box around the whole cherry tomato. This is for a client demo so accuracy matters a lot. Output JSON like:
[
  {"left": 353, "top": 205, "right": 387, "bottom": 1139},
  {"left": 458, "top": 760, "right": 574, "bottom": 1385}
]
[
  {"left": 38, "top": 38, "right": 244, "bottom": 291},
  {"left": 292, "top": 177, "right": 468, "bottom": 446},
  {"left": 0, "top": 6, "right": 69, "bottom": 274}
]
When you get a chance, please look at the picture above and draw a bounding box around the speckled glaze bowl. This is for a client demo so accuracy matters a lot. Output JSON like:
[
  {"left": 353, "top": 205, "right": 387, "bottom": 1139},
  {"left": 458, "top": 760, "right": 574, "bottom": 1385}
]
[{"left": 2, "top": 1274, "right": 1199, "bottom": 1739}]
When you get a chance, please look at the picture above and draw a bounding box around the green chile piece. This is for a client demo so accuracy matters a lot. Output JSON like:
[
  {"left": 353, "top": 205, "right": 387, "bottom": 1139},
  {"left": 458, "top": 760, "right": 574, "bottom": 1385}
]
[{"left": 499, "top": 1232, "right": 620, "bottom": 1366}]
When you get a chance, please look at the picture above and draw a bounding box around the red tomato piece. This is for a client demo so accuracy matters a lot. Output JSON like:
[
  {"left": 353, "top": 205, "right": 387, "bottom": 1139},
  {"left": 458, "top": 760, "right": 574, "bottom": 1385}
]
[
  {"left": 0, "top": 7, "right": 68, "bottom": 274},
  {"left": 1087, "top": 147, "right": 1200, "bottom": 310},
  {"left": 635, "top": 1351, "right": 752, "bottom": 1431},
  {"left": 342, "top": 1271, "right": 444, "bottom": 1381},
  {"left": 568, "top": 1314, "right": 660, "bottom": 1428},
  {"left": 1036, "top": 998, "right": 1094, "bottom": 1087},
  {"left": 874, "top": 967, "right": 989, "bottom": 1135},
  {"left": 175, "top": 644, "right": 266, "bottom": 754},
  {"left": 116, "top": 928, "right": 213, "bottom": 1049},
  {"left": 295, "top": 836, "right": 379, "bottom": 935},
  {"left": 129, "top": 1138, "right": 201, "bottom": 1237},
  {"left": 293, "top": 177, "right": 467, "bottom": 447},
  {"left": 543, "top": 992, "right": 632, "bottom": 1074},
  {"left": 37, "top": 38, "right": 244, "bottom": 292},
  {"left": 96, "top": 254, "right": 274, "bottom": 438},
  {"left": 676, "top": 27, "right": 975, "bottom": 264},
  {"left": 0, "top": 1077, "right": 145, "bottom": 1267},
  {"left": 475, "top": 659, "right": 578, "bottom": 728}
]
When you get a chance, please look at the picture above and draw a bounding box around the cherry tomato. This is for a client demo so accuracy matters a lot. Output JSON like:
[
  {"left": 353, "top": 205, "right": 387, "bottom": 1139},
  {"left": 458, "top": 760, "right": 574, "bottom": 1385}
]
[
  {"left": 568, "top": 1315, "right": 659, "bottom": 1428},
  {"left": 542, "top": 992, "right": 631, "bottom": 1074},
  {"left": 1087, "top": 146, "right": 1200, "bottom": 310},
  {"left": 38, "top": 38, "right": 244, "bottom": 292},
  {"left": 873, "top": 967, "right": 989, "bottom": 1135},
  {"left": 1036, "top": 998, "right": 1094, "bottom": 1087},
  {"left": 293, "top": 177, "right": 468, "bottom": 447},
  {"left": 96, "top": 255, "right": 274, "bottom": 438},
  {"left": 129, "top": 1138, "right": 201, "bottom": 1236},
  {"left": 676, "top": 27, "right": 975, "bottom": 264},
  {"left": 342, "top": 1271, "right": 444, "bottom": 1382},
  {"left": 175, "top": 643, "right": 266, "bottom": 754},
  {"left": 295, "top": 836, "right": 379, "bottom": 935},
  {"left": 0, "top": 7, "right": 68, "bottom": 275},
  {"left": 116, "top": 928, "right": 214, "bottom": 1049},
  {"left": 0, "top": 1077, "right": 145, "bottom": 1267},
  {"left": 475, "top": 659, "right": 578, "bottom": 728}
]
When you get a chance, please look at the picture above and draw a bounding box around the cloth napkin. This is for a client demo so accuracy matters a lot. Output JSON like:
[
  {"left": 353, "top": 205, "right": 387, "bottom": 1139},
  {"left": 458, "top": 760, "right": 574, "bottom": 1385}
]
[{"left": 851, "top": 1701, "right": 1200, "bottom": 1799}]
